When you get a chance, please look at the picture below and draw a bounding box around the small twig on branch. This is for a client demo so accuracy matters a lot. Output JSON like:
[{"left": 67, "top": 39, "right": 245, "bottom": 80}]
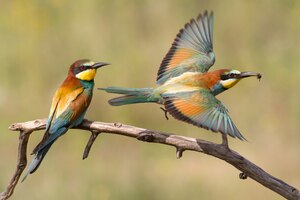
[
  {"left": 83, "top": 130, "right": 101, "bottom": 160},
  {"left": 0, "top": 119, "right": 299, "bottom": 200}
]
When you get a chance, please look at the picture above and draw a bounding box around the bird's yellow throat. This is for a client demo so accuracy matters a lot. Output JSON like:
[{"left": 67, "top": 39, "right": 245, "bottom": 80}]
[
  {"left": 76, "top": 69, "right": 97, "bottom": 81},
  {"left": 220, "top": 78, "right": 240, "bottom": 89}
]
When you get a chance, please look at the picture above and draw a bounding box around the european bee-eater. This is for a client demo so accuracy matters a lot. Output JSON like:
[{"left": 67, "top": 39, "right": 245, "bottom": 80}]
[
  {"left": 100, "top": 11, "right": 260, "bottom": 141},
  {"left": 23, "top": 59, "right": 109, "bottom": 181}
]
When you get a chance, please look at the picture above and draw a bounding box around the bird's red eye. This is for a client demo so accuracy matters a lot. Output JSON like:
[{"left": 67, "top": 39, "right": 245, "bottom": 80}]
[{"left": 80, "top": 65, "right": 86, "bottom": 70}]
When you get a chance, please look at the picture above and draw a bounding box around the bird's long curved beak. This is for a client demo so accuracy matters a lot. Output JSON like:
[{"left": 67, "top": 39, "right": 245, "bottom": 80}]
[
  {"left": 92, "top": 62, "right": 110, "bottom": 69},
  {"left": 239, "top": 71, "right": 262, "bottom": 80}
]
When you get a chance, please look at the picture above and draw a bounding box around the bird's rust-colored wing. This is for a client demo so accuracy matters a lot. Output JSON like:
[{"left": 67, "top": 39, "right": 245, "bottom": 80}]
[
  {"left": 162, "top": 90, "right": 246, "bottom": 140},
  {"left": 47, "top": 81, "right": 84, "bottom": 126},
  {"left": 157, "top": 11, "right": 215, "bottom": 85},
  {"left": 33, "top": 77, "right": 85, "bottom": 154}
]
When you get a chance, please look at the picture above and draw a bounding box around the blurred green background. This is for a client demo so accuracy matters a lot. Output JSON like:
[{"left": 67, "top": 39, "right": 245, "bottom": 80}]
[{"left": 0, "top": 0, "right": 299, "bottom": 199}]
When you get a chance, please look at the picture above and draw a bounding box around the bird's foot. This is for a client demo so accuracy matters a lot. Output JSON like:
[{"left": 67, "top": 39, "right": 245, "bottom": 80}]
[{"left": 160, "top": 107, "right": 169, "bottom": 120}]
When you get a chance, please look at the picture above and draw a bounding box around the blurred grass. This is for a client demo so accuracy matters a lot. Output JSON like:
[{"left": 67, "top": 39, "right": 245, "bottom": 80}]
[{"left": 0, "top": 0, "right": 299, "bottom": 199}]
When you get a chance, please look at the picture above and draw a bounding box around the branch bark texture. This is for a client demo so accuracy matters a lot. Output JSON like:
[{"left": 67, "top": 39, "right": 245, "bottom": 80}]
[{"left": 0, "top": 119, "right": 299, "bottom": 200}]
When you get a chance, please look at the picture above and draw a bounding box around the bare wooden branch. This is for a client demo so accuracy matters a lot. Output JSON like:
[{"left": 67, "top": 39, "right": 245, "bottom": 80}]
[
  {"left": 1, "top": 118, "right": 299, "bottom": 200},
  {"left": 0, "top": 120, "right": 45, "bottom": 200}
]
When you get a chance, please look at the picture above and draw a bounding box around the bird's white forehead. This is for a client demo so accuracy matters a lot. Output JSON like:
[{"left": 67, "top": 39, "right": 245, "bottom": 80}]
[
  {"left": 229, "top": 69, "right": 241, "bottom": 74},
  {"left": 82, "top": 61, "right": 95, "bottom": 66}
]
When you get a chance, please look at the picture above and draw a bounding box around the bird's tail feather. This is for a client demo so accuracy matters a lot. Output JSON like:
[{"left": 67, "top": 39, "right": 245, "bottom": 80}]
[
  {"left": 99, "top": 87, "right": 158, "bottom": 106},
  {"left": 22, "top": 127, "right": 68, "bottom": 181},
  {"left": 22, "top": 141, "right": 54, "bottom": 182}
]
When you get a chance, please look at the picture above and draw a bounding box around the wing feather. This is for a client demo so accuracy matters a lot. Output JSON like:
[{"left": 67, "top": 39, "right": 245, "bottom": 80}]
[
  {"left": 162, "top": 90, "right": 246, "bottom": 140},
  {"left": 32, "top": 84, "right": 85, "bottom": 154},
  {"left": 157, "top": 11, "right": 215, "bottom": 85}
]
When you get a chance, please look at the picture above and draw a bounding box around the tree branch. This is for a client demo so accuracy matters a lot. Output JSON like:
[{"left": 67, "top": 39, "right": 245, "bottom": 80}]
[{"left": 1, "top": 119, "right": 299, "bottom": 200}]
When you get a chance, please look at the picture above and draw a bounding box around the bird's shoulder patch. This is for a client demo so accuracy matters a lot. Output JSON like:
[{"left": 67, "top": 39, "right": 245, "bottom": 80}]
[{"left": 55, "top": 87, "right": 84, "bottom": 117}]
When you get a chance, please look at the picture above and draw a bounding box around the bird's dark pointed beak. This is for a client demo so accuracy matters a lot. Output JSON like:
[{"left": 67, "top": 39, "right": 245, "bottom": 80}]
[
  {"left": 239, "top": 71, "right": 262, "bottom": 80},
  {"left": 92, "top": 62, "right": 110, "bottom": 69}
]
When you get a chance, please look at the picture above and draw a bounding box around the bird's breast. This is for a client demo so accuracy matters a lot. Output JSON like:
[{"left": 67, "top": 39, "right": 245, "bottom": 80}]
[{"left": 158, "top": 72, "right": 209, "bottom": 94}]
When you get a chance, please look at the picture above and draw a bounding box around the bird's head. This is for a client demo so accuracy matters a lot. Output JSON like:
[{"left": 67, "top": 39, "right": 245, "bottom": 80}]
[
  {"left": 211, "top": 69, "right": 261, "bottom": 95},
  {"left": 69, "top": 59, "right": 109, "bottom": 81}
]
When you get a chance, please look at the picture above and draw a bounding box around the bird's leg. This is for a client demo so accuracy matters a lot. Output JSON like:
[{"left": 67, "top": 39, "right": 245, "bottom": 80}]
[
  {"left": 160, "top": 107, "right": 169, "bottom": 120},
  {"left": 221, "top": 134, "right": 229, "bottom": 148}
]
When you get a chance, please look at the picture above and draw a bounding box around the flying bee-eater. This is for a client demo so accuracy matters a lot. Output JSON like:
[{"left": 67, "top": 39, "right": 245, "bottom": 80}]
[
  {"left": 100, "top": 11, "right": 261, "bottom": 141},
  {"left": 23, "top": 59, "right": 109, "bottom": 181}
]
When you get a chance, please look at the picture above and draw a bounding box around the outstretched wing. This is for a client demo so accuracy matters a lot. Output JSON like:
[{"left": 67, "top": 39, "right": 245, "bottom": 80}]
[
  {"left": 157, "top": 11, "right": 215, "bottom": 85},
  {"left": 162, "top": 90, "right": 246, "bottom": 140}
]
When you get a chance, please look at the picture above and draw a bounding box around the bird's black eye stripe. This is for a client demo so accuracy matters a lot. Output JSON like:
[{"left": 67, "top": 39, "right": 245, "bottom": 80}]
[
  {"left": 221, "top": 74, "right": 228, "bottom": 80},
  {"left": 73, "top": 65, "right": 92, "bottom": 75},
  {"left": 79, "top": 65, "right": 93, "bottom": 71},
  {"left": 228, "top": 73, "right": 235, "bottom": 78},
  {"left": 221, "top": 73, "right": 237, "bottom": 80}
]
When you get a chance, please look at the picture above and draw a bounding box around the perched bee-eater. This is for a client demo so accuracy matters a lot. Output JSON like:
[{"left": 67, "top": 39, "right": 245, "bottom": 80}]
[
  {"left": 23, "top": 59, "right": 109, "bottom": 180},
  {"left": 100, "top": 11, "right": 261, "bottom": 142}
]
